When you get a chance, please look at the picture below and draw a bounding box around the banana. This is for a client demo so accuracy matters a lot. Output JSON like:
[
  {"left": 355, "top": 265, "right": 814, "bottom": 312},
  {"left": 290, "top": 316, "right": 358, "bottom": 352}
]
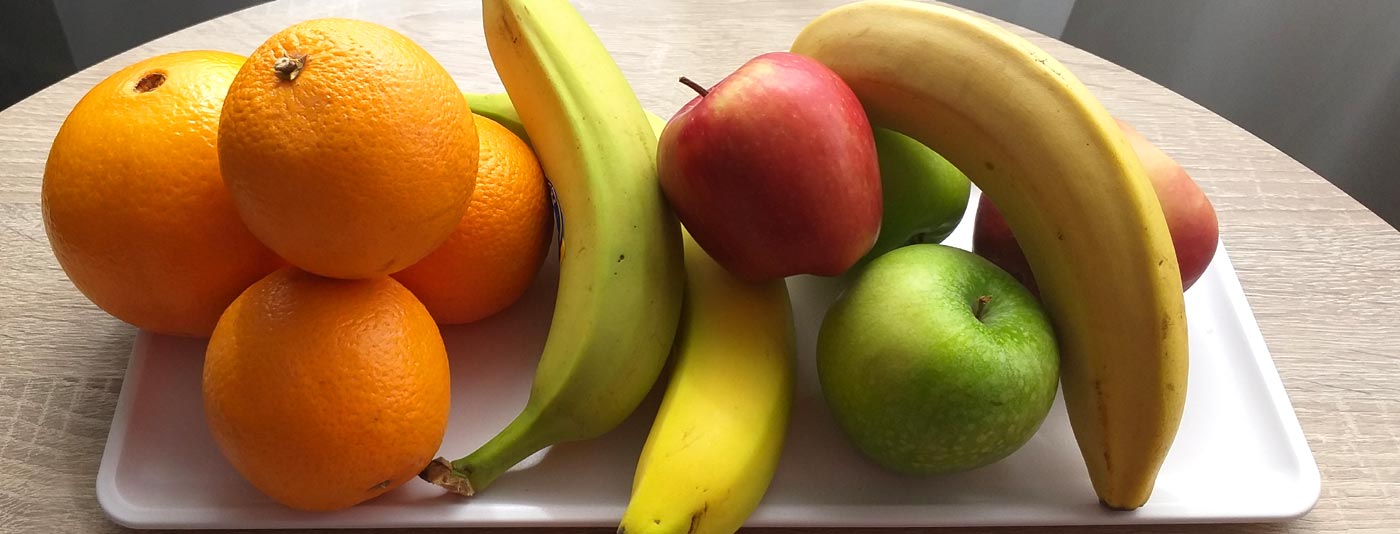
[
  {"left": 619, "top": 229, "right": 795, "bottom": 534},
  {"left": 464, "top": 92, "right": 533, "bottom": 146},
  {"left": 422, "top": 0, "right": 684, "bottom": 496},
  {"left": 466, "top": 94, "right": 790, "bottom": 532},
  {"left": 791, "top": 0, "right": 1188, "bottom": 510},
  {"left": 466, "top": 91, "right": 668, "bottom": 149}
]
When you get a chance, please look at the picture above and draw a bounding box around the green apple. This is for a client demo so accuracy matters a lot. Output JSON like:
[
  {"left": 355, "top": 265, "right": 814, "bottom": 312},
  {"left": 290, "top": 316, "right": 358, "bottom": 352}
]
[
  {"left": 817, "top": 244, "right": 1059, "bottom": 474},
  {"left": 858, "top": 128, "right": 972, "bottom": 266}
]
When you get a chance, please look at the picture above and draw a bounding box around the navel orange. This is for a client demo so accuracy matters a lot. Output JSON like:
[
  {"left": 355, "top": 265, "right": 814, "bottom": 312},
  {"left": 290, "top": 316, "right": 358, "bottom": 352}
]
[
  {"left": 202, "top": 266, "right": 452, "bottom": 511},
  {"left": 393, "top": 115, "right": 553, "bottom": 324},
  {"left": 218, "top": 18, "right": 478, "bottom": 279},
  {"left": 41, "top": 50, "right": 283, "bottom": 337}
]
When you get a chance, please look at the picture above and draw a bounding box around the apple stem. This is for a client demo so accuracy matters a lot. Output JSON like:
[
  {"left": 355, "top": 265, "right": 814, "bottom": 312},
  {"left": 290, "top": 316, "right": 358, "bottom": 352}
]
[
  {"left": 974, "top": 295, "right": 992, "bottom": 321},
  {"left": 679, "top": 76, "right": 709, "bottom": 97}
]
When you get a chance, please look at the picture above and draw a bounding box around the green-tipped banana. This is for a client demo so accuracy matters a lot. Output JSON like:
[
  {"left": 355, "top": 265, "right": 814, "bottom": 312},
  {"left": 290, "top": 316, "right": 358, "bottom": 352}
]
[
  {"left": 465, "top": 92, "right": 532, "bottom": 146},
  {"left": 793, "top": 0, "right": 1188, "bottom": 510},
  {"left": 466, "top": 92, "right": 668, "bottom": 150},
  {"left": 467, "top": 95, "right": 791, "bottom": 530},
  {"left": 422, "top": 0, "right": 683, "bottom": 496},
  {"left": 467, "top": 91, "right": 667, "bottom": 147},
  {"left": 618, "top": 230, "right": 795, "bottom": 534}
]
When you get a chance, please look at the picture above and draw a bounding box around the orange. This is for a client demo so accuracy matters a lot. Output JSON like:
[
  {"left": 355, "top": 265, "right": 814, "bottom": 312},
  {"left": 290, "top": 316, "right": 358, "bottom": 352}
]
[
  {"left": 393, "top": 115, "right": 553, "bottom": 324},
  {"left": 41, "top": 50, "right": 283, "bottom": 337},
  {"left": 202, "top": 266, "right": 451, "bottom": 511},
  {"left": 218, "top": 18, "right": 478, "bottom": 280}
]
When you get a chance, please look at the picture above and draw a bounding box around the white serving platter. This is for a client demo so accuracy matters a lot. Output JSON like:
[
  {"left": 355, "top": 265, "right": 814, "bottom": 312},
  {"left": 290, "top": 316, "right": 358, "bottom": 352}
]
[{"left": 96, "top": 190, "right": 1320, "bottom": 529}]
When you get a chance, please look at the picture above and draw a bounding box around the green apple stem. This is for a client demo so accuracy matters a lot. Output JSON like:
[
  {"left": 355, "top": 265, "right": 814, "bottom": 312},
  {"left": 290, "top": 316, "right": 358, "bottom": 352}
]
[
  {"left": 974, "top": 295, "right": 992, "bottom": 321},
  {"left": 679, "top": 76, "right": 709, "bottom": 97}
]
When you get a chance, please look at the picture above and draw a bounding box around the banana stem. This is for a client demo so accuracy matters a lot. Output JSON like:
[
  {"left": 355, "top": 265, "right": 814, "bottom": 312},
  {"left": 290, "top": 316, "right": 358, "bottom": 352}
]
[
  {"left": 420, "top": 458, "right": 474, "bottom": 496},
  {"left": 421, "top": 410, "right": 556, "bottom": 497}
]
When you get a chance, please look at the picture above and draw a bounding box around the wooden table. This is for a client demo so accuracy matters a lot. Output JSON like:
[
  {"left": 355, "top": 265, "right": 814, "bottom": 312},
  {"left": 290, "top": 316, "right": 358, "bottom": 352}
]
[{"left": 2, "top": 1, "right": 1398, "bottom": 532}]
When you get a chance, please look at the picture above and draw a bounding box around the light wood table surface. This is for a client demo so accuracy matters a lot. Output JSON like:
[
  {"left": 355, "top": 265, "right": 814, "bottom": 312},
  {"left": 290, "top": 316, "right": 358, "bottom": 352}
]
[{"left": 2, "top": 1, "right": 1398, "bottom": 533}]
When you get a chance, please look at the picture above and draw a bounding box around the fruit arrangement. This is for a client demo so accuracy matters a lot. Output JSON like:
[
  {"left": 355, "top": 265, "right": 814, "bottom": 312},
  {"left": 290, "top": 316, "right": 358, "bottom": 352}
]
[{"left": 40, "top": 0, "right": 1223, "bottom": 528}]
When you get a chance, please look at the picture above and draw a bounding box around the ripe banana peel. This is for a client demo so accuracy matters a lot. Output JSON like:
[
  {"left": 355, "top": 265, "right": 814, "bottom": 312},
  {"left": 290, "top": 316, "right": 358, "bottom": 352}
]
[
  {"left": 618, "top": 229, "right": 795, "bottom": 534},
  {"left": 791, "top": 0, "right": 1188, "bottom": 509},
  {"left": 422, "top": 0, "right": 684, "bottom": 496},
  {"left": 611, "top": 111, "right": 795, "bottom": 534}
]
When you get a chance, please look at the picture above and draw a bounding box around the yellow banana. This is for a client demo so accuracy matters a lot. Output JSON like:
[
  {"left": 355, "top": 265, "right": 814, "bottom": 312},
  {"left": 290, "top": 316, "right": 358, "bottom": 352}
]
[
  {"left": 618, "top": 229, "right": 795, "bottom": 534},
  {"left": 422, "top": 0, "right": 684, "bottom": 496},
  {"left": 792, "top": 0, "right": 1188, "bottom": 510},
  {"left": 468, "top": 95, "right": 792, "bottom": 532}
]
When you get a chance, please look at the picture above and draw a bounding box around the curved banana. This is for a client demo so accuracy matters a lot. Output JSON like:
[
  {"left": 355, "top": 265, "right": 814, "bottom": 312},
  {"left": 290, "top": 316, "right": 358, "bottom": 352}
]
[
  {"left": 422, "top": 0, "right": 684, "bottom": 496},
  {"left": 618, "top": 229, "right": 795, "bottom": 534},
  {"left": 792, "top": 0, "right": 1188, "bottom": 510},
  {"left": 466, "top": 96, "right": 789, "bottom": 531}
]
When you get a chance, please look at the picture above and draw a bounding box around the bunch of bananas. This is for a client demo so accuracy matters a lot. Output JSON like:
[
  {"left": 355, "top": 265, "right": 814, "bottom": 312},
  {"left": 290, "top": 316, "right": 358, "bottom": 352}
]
[{"left": 425, "top": 0, "right": 1189, "bottom": 530}]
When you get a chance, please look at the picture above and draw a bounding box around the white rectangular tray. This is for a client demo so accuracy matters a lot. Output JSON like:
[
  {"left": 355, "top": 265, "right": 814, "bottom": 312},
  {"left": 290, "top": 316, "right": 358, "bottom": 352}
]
[{"left": 96, "top": 191, "right": 1320, "bottom": 529}]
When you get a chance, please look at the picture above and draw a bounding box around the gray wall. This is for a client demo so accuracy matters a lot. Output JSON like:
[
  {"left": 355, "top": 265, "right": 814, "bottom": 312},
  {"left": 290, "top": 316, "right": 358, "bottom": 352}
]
[
  {"left": 0, "top": 1, "right": 266, "bottom": 110},
  {"left": 1062, "top": 0, "right": 1400, "bottom": 227},
  {"left": 949, "top": 0, "right": 1400, "bottom": 227},
  {"left": 0, "top": 1, "right": 75, "bottom": 110},
  {"left": 943, "top": 0, "right": 1076, "bottom": 38},
  {"left": 52, "top": 0, "right": 267, "bottom": 67}
]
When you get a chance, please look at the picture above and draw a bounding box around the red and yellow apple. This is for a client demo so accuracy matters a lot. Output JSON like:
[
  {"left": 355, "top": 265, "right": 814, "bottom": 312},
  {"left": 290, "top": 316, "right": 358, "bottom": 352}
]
[{"left": 657, "top": 52, "right": 881, "bottom": 282}]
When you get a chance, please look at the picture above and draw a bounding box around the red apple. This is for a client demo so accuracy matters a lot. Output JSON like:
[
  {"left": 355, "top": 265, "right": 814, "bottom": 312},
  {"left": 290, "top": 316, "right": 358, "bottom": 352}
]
[
  {"left": 657, "top": 52, "right": 881, "bottom": 282},
  {"left": 972, "top": 119, "right": 1220, "bottom": 294}
]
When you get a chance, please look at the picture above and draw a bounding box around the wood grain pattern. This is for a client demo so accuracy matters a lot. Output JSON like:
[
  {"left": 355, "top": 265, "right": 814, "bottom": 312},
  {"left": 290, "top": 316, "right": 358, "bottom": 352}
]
[{"left": 2, "top": 1, "right": 1398, "bottom": 533}]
